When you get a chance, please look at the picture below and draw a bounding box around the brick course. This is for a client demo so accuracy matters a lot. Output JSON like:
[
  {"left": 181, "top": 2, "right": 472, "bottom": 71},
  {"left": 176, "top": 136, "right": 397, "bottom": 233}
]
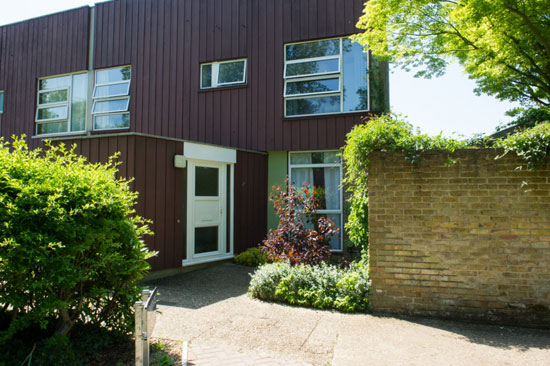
[{"left": 368, "top": 149, "right": 550, "bottom": 327}]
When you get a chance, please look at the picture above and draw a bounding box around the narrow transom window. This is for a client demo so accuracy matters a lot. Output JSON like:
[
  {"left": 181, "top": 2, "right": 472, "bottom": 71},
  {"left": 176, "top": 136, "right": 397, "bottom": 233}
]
[
  {"left": 289, "top": 151, "right": 343, "bottom": 251},
  {"left": 201, "top": 59, "right": 247, "bottom": 89},
  {"left": 92, "top": 65, "right": 131, "bottom": 130},
  {"left": 284, "top": 38, "right": 369, "bottom": 117},
  {"left": 35, "top": 73, "right": 87, "bottom": 136},
  {"left": 0, "top": 91, "right": 4, "bottom": 114}
]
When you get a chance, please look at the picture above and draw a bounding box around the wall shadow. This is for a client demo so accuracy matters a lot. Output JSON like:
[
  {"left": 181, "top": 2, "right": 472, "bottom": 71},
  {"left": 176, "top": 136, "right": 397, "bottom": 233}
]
[{"left": 144, "top": 262, "right": 253, "bottom": 309}]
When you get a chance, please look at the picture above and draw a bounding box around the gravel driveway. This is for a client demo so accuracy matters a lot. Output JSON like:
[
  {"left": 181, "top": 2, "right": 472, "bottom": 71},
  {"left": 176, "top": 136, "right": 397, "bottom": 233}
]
[{"left": 146, "top": 263, "right": 550, "bottom": 366}]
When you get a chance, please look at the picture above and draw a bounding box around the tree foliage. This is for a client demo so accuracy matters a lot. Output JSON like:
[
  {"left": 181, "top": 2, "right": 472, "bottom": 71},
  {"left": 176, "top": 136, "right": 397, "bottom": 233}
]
[
  {"left": 0, "top": 137, "right": 154, "bottom": 342},
  {"left": 354, "top": 0, "right": 550, "bottom": 107}
]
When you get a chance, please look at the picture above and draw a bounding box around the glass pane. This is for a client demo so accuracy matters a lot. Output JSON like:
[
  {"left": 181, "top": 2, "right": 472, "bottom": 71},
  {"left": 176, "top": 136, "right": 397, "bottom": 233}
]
[
  {"left": 93, "top": 98, "right": 129, "bottom": 114},
  {"left": 0, "top": 92, "right": 4, "bottom": 113},
  {"left": 286, "top": 78, "right": 339, "bottom": 96},
  {"left": 71, "top": 73, "right": 87, "bottom": 132},
  {"left": 290, "top": 151, "right": 340, "bottom": 165},
  {"left": 39, "top": 76, "right": 71, "bottom": 90},
  {"left": 195, "top": 226, "right": 219, "bottom": 254},
  {"left": 291, "top": 167, "right": 340, "bottom": 210},
  {"left": 37, "top": 121, "right": 68, "bottom": 135},
  {"left": 94, "top": 113, "right": 130, "bottom": 130},
  {"left": 93, "top": 82, "right": 130, "bottom": 98},
  {"left": 342, "top": 39, "right": 369, "bottom": 112},
  {"left": 286, "top": 39, "right": 340, "bottom": 60},
  {"left": 324, "top": 214, "right": 342, "bottom": 250},
  {"left": 38, "top": 89, "right": 68, "bottom": 105},
  {"left": 201, "top": 64, "right": 212, "bottom": 88},
  {"left": 286, "top": 95, "right": 340, "bottom": 117},
  {"left": 37, "top": 105, "right": 68, "bottom": 121},
  {"left": 286, "top": 59, "right": 339, "bottom": 77},
  {"left": 195, "top": 167, "right": 219, "bottom": 196},
  {"left": 96, "top": 66, "right": 131, "bottom": 84},
  {"left": 218, "top": 60, "right": 245, "bottom": 84}
]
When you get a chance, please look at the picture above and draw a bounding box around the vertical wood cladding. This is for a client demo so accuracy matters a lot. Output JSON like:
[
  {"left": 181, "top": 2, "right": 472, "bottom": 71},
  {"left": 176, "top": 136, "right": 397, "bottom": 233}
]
[
  {"left": 55, "top": 134, "right": 185, "bottom": 271},
  {"left": 93, "top": 0, "right": 369, "bottom": 151},
  {"left": 53, "top": 134, "right": 267, "bottom": 270},
  {"left": 234, "top": 150, "right": 268, "bottom": 254},
  {"left": 0, "top": 7, "right": 89, "bottom": 148}
]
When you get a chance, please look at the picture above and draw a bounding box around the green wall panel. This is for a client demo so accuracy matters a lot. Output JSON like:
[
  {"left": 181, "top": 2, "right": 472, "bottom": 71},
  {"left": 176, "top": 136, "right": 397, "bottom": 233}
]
[{"left": 267, "top": 151, "right": 288, "bottom": 231}]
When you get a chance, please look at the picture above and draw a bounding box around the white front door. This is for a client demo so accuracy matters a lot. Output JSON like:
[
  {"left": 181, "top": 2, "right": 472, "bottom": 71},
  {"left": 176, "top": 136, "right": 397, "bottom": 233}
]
[{"left": 186, "top": 160, "right": 228, "bottom": 262}]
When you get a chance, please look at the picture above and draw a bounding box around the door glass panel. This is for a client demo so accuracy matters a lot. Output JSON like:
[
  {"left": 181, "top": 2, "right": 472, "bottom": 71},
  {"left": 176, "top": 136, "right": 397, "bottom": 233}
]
[
  {"left": 195, "top": 226, "right": 219, "bottom": 254},
  {"left": 195, "top": 167, "right": 219, "bottom": 196}
]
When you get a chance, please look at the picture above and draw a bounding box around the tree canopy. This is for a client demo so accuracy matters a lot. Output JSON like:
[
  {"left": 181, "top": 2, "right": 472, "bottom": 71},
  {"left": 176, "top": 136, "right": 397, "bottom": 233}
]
[{"left": 353, "top": 0, "right": 550, "bottom": 107}]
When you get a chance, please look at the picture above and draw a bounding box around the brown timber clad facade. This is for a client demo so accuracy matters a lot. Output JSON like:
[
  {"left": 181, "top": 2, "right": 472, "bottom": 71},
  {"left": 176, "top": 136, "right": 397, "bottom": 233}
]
[{"left": 0, "top": 0, "right": 387, "bottom": 271}]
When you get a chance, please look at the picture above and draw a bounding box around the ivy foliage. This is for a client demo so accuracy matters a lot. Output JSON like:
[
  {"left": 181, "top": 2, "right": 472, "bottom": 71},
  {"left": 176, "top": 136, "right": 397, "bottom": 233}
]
[
  {"left": 342, "top": 115, "right": 469, "bottom": 250},
  {"left": 343, "top": 115, "right": 550, "bottom": 250},
  {"left": 0, "top": 137, "right": 154, "bottom": 344},
  {"left": 495, "top": 122, "right": 550, "bottom": 170}
]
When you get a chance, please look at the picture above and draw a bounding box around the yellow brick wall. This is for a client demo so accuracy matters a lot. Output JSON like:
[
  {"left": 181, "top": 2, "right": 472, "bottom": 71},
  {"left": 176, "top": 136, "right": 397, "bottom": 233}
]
[{"left": 368, "top": 149, "right": 550, "bottom": 326}]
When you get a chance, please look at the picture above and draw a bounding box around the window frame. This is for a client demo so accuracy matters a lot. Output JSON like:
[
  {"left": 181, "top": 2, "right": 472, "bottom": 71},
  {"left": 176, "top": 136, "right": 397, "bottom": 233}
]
[
  {"left": 35, "top": 72, "right": 88, "bottom": 136},
  {"left": 283, "top": 75, "right": 342, "bottom": 98},
  {"left": 92, "top": 65, "right": 131, "bottom": 131},
  {"left": 200, "top": 58, "right": 248, "bottom": 89},
  {"left": 283, "top": 37, "right": 370, "bottom": 118},
  {"left": 288, "top": 150, "right": 344, "bottom": 252}
]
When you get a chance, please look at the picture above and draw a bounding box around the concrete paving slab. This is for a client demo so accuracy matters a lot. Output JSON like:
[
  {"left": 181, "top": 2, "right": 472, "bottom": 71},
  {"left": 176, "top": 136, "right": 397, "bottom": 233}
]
[{"left": 147, "top": 263, "right": 550, "bottom": 366}]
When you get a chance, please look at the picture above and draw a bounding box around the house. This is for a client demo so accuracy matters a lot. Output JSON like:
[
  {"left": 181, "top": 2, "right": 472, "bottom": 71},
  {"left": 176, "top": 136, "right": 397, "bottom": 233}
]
[{"left": 0, "top": 0, "right": 388, "bottom": 275}]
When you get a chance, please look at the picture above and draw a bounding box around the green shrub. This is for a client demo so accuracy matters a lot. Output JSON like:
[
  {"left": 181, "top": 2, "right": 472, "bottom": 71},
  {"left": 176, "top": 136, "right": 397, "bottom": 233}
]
[
  {"left": 234, "top": 247, "right": 268, "bottom": 267},
  {"left": 0, "top": 137, "right": 154, "bottom": 342},
  {"left": 248, "top": 262, "right": 370, "bottom": 312},
  {"left": 495, "top": 122, "right": 550, "bottom": 170}
]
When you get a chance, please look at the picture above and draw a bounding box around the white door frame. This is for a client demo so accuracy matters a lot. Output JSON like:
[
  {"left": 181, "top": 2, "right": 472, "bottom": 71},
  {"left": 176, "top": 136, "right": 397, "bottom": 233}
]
[{"left": 183, "top": 158, "right": 234, "bottom": 266}]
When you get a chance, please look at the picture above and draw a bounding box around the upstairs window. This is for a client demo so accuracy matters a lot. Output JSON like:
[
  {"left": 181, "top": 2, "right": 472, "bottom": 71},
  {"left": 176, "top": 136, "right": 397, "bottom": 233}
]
[
  {"left": 201, "top": 59, "right": 247, "bottom": 89},
  {"left": 284, "top": 37, "right": 369, "bottom": 117},
  {"left": 93, "top": 66, "right": 131, "bottom": 130},
  {"left": 0, "top": 91, "right": 4, "bottom": 114},
  {"left": 35, "top": 73, "right": 87, "bottom": 135}
]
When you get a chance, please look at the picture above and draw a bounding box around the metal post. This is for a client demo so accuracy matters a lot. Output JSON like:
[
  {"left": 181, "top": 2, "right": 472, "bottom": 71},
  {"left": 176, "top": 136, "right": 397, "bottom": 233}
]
[{"left": 135, "top": 301, "right": 145, "bottom": 366}]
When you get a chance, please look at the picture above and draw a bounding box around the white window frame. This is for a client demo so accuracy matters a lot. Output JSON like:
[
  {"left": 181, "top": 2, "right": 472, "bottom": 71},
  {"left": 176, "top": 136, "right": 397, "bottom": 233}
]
[
  {"left": 288, "top": 150, "right": 344, "bottom": 252},
  {"left": 92, "top": 65, "right": 131, "bottom": 131},
  {"left": 283, "top": 37, "right": 369, "bottom": 118},
  {"left": 283, "top": 75, "right": 342, "bottom": 98},
  {"left": 35, "top": 72, "right": 87, "bottom": 136},
  {"left": 200, "top": 58, "right": 248, "bottom": 89}
]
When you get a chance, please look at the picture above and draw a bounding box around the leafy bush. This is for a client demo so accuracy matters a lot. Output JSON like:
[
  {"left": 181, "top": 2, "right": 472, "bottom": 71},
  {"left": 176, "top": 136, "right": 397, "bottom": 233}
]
[
  {"left": 234, "top": 247, "right": 268, "bottom": 267},
  {"left": 0, "top": 137, "right": 154, "bottom": 343},
  {"left": 249, "top": 262, "right": 370, "bottom": 312},
  {"left": 260, "top": 178, "right": 338, "bottom": 265},
  {"left": 495, "top": 122, "right": 550, "bottom": 170}
]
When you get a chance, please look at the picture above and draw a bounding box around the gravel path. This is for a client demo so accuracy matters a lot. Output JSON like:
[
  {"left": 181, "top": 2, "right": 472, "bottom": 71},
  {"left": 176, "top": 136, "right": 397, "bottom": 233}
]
[{"left": 146, "top": 263, "right": 550, "bottom": 366}]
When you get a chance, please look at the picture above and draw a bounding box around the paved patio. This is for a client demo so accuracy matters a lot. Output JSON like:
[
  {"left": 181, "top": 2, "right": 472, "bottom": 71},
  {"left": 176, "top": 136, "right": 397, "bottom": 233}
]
[{"left": 146, "top": 263, "right": 550, "bottom": 366}]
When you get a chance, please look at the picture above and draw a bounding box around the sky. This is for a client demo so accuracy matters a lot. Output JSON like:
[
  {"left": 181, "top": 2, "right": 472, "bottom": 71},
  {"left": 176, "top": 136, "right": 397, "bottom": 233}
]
[{"left": 0, "top": 0, "right": 519, "bottom": 138}]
